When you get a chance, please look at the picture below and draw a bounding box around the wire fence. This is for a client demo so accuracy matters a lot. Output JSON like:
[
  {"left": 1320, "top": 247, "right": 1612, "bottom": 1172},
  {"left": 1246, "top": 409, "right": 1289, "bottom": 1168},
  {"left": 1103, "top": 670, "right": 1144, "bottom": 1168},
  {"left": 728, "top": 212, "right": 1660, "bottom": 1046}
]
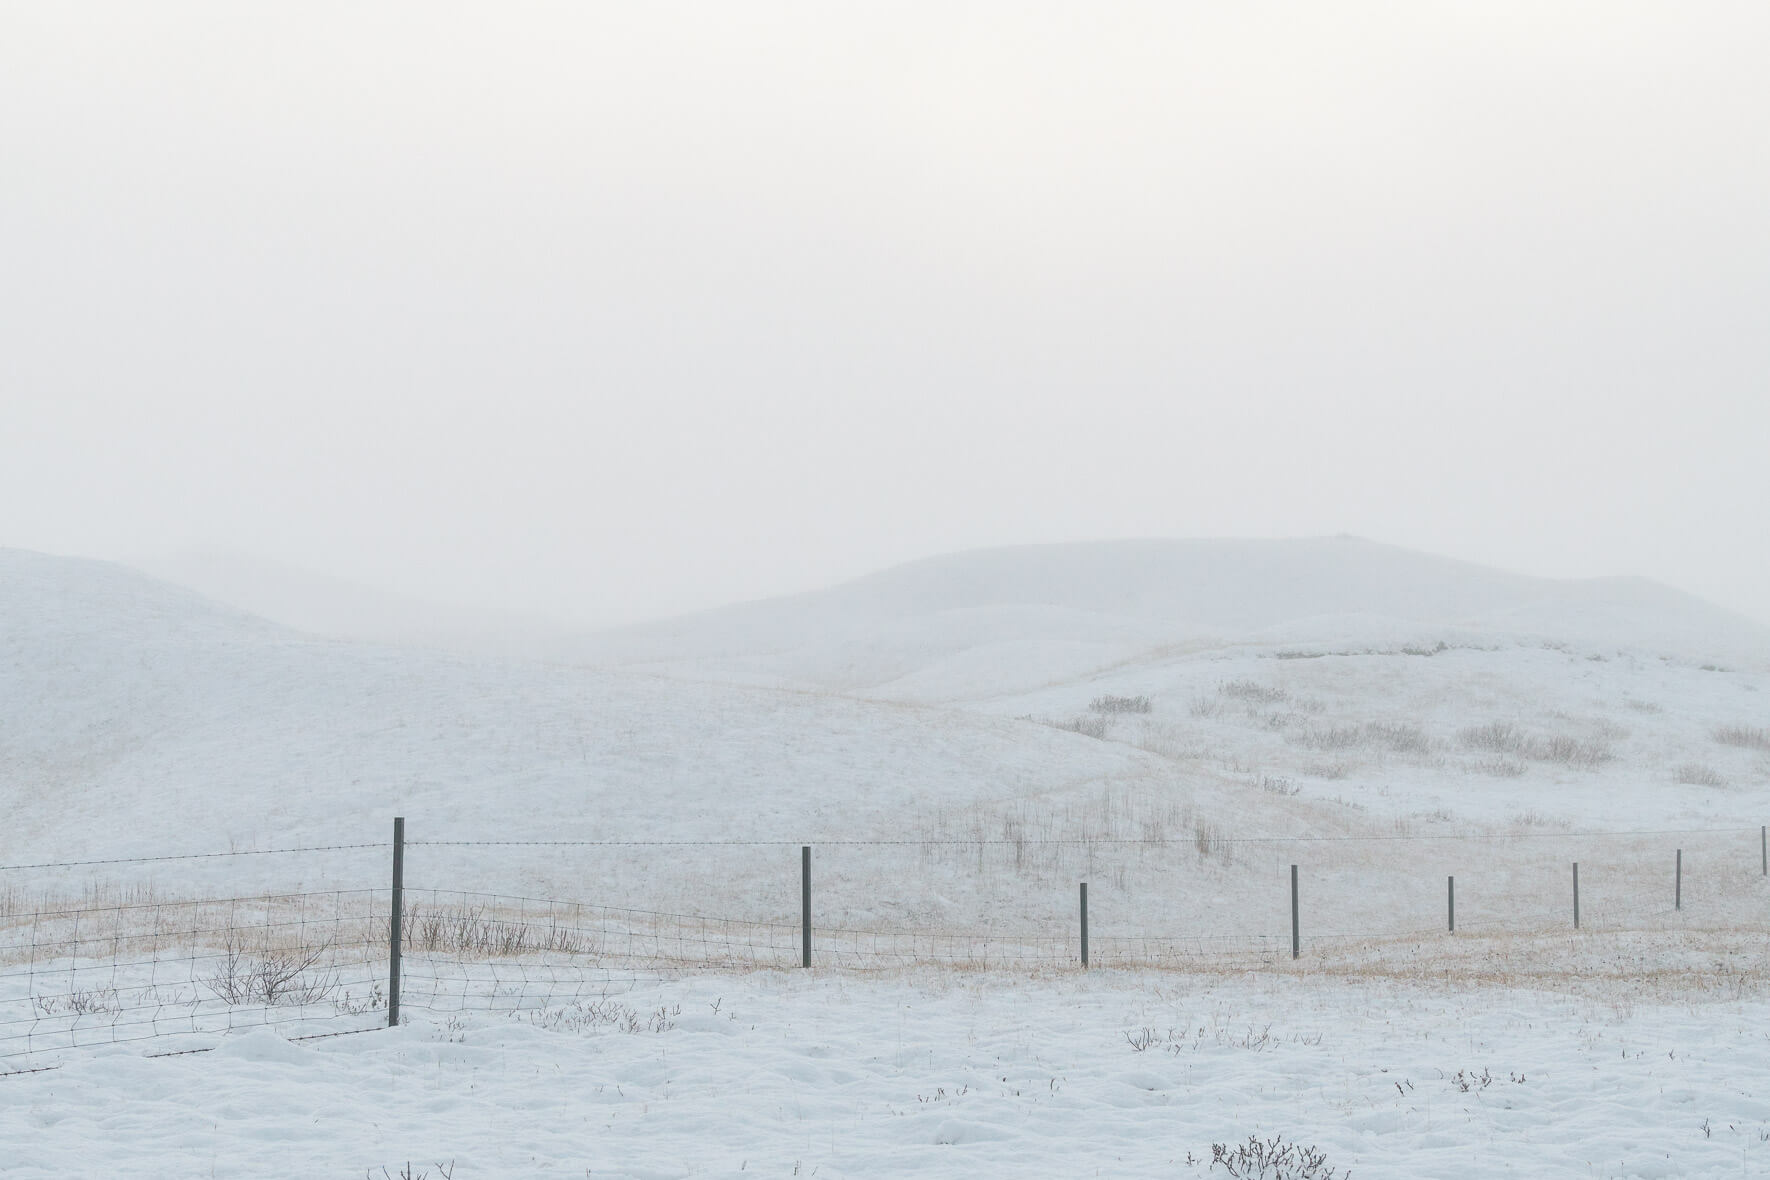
[{"left": 5, "top": 820, "right": 1770, "bottom": 1071}]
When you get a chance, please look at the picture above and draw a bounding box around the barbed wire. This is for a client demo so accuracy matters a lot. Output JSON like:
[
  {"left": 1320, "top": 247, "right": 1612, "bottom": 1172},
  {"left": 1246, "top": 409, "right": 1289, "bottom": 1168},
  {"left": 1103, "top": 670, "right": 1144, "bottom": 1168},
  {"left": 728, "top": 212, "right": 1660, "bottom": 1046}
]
[
  {"left": 405, "top": 825, "right": 1765, "bottom": 848},
  {"left": 0, "top": 844, "right": 385, "bottom": 873}
]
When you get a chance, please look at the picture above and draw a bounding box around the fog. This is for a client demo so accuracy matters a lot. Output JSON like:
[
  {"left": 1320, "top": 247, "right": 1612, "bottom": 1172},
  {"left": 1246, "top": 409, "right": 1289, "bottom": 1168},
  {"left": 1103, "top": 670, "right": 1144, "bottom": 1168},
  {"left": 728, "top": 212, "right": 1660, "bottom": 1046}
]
[{"left": 3, "top": 3, "right": 1766, "bottom": 627}]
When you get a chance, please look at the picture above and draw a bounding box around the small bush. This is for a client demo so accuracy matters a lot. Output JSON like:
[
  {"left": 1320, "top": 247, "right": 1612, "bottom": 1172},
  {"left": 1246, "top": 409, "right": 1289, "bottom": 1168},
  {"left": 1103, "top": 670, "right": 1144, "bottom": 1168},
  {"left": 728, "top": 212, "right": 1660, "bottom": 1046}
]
[
  {"left": 1459, "top": 721, "right": 1521, "bottom": 753},
  {"left": 1365, "top": 722, "right": 1432, "bottom": 755},
  {"left": 1220, "top": 680, "right": 1288, "bottom": 704},
  {"left": 205, "top": 937, "right": 338, "bottom": 1006},
  {"left": 1715, "top": 725, "right": 1770, "bottom": 752},
  {"left": 1048, "top": 715, "right": 1110, "bottom": 740},
  {"left": 1089, "top": 694, "right": 1152, "bottom": 715},
  {"left": 1675, "top": 763, "right": 1727, "bottom": 787},
  {"left": 1297, "top": 725, "right": 1362, "bottom": 751},
  {"left": 1458, "top": 722, "right": 1611, "bottom": 768},
  {"left": 1210, "top": 1134, "right": 1341, "bottom": 1178}
]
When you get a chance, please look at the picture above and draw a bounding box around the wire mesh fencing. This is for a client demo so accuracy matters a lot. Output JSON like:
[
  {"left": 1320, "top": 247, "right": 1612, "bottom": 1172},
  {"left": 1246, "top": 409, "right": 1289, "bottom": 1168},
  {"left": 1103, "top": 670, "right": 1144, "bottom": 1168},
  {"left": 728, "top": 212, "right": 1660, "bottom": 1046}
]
[
  {"left": 6, "top": 820, "right": 1770, "bottom": 1071},
  {"left": 0, "top": 888, "right": 388, "bottom": 1070}
]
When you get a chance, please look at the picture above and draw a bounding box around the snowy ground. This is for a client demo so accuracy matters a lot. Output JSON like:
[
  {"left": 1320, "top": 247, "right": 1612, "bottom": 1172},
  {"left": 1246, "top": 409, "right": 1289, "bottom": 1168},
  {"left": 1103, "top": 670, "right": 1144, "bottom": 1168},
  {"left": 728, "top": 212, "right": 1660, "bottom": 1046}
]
[
  {"left": 8, "top": 969, "right": 1770, "bottom": 1178},
  {"left": 5, "top": 542, "right": 1770, "bottom": 1175}
]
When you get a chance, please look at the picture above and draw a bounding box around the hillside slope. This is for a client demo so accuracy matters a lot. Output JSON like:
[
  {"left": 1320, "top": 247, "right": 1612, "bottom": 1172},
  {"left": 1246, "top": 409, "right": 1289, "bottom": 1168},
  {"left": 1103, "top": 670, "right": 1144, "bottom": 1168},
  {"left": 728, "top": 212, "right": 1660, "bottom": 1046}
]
[{"left": 572, "top": 537, "right": 1770, "bottom": 697}]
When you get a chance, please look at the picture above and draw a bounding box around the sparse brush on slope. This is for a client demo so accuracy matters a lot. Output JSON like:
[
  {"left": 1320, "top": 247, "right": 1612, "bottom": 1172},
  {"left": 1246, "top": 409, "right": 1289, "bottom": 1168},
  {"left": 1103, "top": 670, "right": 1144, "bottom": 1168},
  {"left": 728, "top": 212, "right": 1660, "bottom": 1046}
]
[
  {"left": 1458, "top": 721, "right": 1613, "bottom": 769},
  {"left": 1089, "top": 694, "right": 1152, "bottom": 715},
  {"left": 1714, "top": 725, "right": 1770, "bottom": 752}
]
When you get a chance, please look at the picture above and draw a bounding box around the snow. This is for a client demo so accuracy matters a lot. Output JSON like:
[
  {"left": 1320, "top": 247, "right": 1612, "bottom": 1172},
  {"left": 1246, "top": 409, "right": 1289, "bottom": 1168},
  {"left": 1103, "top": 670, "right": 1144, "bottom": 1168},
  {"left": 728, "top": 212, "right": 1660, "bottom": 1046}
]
[
  {"left": 4, "top": 542, "right": 1770, "bottom": 1176},
  {"left": 7, "top": 971, "right": 1770, "bottom": 1178}
]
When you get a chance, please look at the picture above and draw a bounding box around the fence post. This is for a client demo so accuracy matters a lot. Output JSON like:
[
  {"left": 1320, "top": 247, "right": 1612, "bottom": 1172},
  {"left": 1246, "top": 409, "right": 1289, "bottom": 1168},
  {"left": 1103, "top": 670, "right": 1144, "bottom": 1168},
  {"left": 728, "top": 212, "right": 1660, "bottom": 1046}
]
[
  {"left": 1572, "top": 861, "right": 1579, "bottom": 930},
  {"left": 801, "top": 846, "right": 811, "bottom": 968},
  {"left": 1762, "top": 826, "right": 1766, "bottom": 876},
  {"left": 1448, "top": 875, "right": 1455, "bottom": 933},
  {"left": 388, "top": 816, "right": 404, "bottom": 1028},
  {"left": 1079, "top": 882, "right": 1089, "bottom": 969},
  {"left": 1290, "top": 865, "right": 1299, "bottom": 960},
  {"left": 1675, "top": 849, "right": 1682, "bottom": 912}
]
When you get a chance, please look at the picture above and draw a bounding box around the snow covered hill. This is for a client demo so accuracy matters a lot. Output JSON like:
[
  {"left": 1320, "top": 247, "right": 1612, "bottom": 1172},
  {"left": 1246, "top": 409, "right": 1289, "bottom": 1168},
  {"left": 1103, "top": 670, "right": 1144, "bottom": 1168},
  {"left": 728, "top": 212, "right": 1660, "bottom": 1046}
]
[
  {"left": 571, "top": 537, "right": 1770, "bottom": 697},
  {"left": 3, "top": 542, "right": 1767, "bottom": 926}
]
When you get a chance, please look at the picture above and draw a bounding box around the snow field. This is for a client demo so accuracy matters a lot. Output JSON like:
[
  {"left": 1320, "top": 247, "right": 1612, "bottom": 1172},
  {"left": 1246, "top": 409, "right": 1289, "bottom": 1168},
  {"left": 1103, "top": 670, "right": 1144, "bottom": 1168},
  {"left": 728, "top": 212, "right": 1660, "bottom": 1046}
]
[{"left": 7, "top": 970, "right": 1770, "bottom": 1178}]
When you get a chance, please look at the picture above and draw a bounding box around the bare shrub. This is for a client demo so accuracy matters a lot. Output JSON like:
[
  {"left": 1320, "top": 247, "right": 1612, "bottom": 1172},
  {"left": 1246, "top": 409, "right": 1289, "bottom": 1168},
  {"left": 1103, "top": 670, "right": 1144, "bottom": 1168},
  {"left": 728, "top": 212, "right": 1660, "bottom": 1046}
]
[
  {"left": 1219, "top": 680, "right": 1288, "bottom": 704},
  {"left": 1522, "top": 734, "right": 1612, "bottom": 769},
  {"left": 404, "top": 902, "right": 591, "bottom": 958},
  {"left": 1459, "top": 721, "right": 1521, "bottom": 753},
  {"left": 1364, "top": 722, "right": 1432, "bottom": 755},
  {"left": 1089, "top": 694, "right": 1152, "bottom": 715},
  {"left": 1303, "top": 761, "right": 1351, "bottom": 780},
  {"left": 205, "top": 936, "right": 338, "bottom": 1006},
  {"left": 1210, "top": 1134, "right": 1341, "bottom": 1179},
  {"left": 529, "top": 1000, "right": 680, "bottom": 1035},
  {"left": 1459, "top": 722, "right": 1610, "bottom": 768},
  {"left": 1259, "top": 775, "right": 1299, "bottom": 797},
  {"left": 1675, "top": 763, "right": 1727, "bottom": 787},
  {"left": 1296, "top": 725, "right": 1361, "bottom": 751},
  {"left": 1469, "top": 758, "right": 1526, "bottom": 778},
  {"left": 1188, "top": 696, "right": 1223, "bottom": 718},
  {"left": 1715, "top": 725, "right": 1770, "bottom": 752},
  {"left": 32, "top": 988, "right": 120, "bottom": 1017},
  {"left": 1047, "top": 715, "right": 1109, "bottom": 740}
]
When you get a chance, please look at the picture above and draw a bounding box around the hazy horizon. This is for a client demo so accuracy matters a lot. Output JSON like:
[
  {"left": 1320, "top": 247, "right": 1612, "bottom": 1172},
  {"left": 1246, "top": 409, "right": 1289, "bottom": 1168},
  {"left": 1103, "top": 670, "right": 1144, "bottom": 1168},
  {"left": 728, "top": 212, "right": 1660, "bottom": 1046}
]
[{"left": 5, "top": 4, "right": 1766, "bottom": 628}]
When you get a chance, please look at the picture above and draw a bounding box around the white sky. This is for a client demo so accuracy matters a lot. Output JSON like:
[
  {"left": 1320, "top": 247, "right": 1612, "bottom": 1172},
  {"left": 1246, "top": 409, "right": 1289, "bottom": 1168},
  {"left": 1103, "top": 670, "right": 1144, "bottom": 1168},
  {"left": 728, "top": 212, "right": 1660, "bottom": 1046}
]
[{"left": 3, "top": 3, "right": 1767, "bottom": 627}]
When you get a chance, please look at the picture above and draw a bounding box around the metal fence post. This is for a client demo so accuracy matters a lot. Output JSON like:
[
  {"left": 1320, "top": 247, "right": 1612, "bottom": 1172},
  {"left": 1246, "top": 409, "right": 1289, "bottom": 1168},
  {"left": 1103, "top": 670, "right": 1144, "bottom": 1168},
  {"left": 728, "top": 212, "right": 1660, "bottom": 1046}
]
[
  {"left": 388, "top": 816, "right": 404, "bottom": 1028},
  {"left": 1290, "top": 865, "right": 1299, "bottom": 960},
  {"left": 801, "top": 846, "right": 811, "bottom": 968},
  {"left": 1675, "top": 848, "right": 1682, "bottom": 911},
  {"left": 1572, "top": 861, "right": 1579, "bottom": 931},
  {"left": 1448, "top": 875, "right": 1455, "bottom": 934},
  {"left": 1079, "top": 882, "right": 1089, "bottom": 968},
  {"left": 1762, "top": 826, "right": 1766, "bottom": 876}
]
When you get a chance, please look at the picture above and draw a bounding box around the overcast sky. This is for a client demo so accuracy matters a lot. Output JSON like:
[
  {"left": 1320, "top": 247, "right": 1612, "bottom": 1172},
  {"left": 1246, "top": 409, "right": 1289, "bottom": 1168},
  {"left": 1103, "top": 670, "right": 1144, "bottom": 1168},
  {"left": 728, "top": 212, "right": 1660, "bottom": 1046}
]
[{"left": 3, "top": 3, "right": 1767, "bottom": 627}]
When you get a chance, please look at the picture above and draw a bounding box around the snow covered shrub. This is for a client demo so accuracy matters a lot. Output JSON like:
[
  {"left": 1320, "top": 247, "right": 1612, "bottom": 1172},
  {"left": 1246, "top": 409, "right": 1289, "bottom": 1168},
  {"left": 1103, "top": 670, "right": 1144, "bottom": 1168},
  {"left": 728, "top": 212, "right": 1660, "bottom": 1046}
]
[
  {"left": 1459, "top": 722, "right": 1611, "bottom": 768},
  {"left": 1715, "top": 725, "right": 1770, "bottom": 752},
  {"left": 1296, "top": 725, "right": 1361, "bottom": 751},
  {"left": 1363, "top": 722, "right": 1432, "bottom": 755},
  {"left": 1210, "top": 1134, "right": 1341, "bottom": 1178},
  {"left": 1047, "top": 715, "right": 1109, "bottom": 739},
  {"left": 1675, "top": 763, "right": 1727, "bottom": 787},
  {"left": 1089, "top": 693, "right": 1152, "bottom": 714},
  {"left": 1219, "top": 680, "right": 1288, "bottom": 704},
  {"left": 1459, "top": 721, "right": 1521, "bottom": 753}
]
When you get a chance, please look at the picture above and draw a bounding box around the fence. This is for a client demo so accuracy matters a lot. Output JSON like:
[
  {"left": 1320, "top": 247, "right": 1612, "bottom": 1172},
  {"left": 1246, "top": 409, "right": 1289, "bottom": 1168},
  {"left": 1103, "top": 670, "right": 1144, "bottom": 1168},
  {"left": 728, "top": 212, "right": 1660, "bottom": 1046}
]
[{"left": 5, "top": 818, "right": 1770, "bottom": 1072}]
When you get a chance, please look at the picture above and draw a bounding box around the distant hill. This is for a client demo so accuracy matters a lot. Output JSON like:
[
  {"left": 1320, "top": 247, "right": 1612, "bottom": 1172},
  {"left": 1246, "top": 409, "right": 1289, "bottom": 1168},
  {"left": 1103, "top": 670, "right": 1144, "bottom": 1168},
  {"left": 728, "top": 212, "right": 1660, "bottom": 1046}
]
[{"left": 572, "top": 537, "right": 1770, "bottom": 696}]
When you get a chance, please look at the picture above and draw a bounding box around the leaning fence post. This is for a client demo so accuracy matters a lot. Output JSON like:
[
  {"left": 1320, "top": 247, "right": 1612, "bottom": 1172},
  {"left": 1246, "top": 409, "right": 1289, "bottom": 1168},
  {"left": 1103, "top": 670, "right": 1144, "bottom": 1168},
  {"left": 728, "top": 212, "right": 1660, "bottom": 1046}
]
[
  {"left": 1290, "top": 865, "right": 1299, "bottom": 960},
  {"left": 801, "top": 845, "right": 811, "bottom": 968},
  {"left": 1079, "top": 882, "right": 1089, "bottom": 968},
  {"left": 1675, "top": 848, "right": 1682, "bottom": 912},
  {"left": 1572, "top": 861, "right": 1579, "bottom": 930},
  {"left": 1448, "top": 875, "right": 1455, "bottom": 933},
  {"left": 388, "top": 816, "right": 404, "bottom": 1028}
]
